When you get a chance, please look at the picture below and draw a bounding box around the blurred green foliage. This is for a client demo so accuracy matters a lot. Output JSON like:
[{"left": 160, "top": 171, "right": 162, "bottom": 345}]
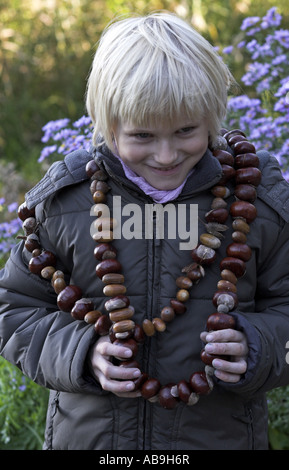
[{"left": 0, "top": 356, "right": 48, "bottom": 450}]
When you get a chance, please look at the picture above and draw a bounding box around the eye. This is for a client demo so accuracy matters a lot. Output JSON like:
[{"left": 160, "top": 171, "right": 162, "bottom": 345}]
[
  {"left": 177, "top": 126, "right": 196, "bottom": 135},
  {"left": 135, "top": 132, "right": 152, "bottom": 139}
]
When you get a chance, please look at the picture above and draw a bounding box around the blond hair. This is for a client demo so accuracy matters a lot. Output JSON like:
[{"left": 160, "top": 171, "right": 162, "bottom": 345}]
[{"left": 86, "top": 12, "right": 235, "bottom": 149}]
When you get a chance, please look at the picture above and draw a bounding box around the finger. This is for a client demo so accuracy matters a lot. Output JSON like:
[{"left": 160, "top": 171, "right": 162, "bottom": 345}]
[
  {"left": 97, "top": 341, "right": 133, "bottom": 360},
  {"left": 99, "top": 373, "right": 138, "bottom": 393},
  {"left": 205, "top": 341, "right": 247, "bottom": 357},
  {"left": 213, "top": 357, "right": 247, "bottom": 375},
  {"left": 203, "top": 329, "right": 245, "bottom": 344},
  {"left": 114, "top": 390, "right": 142, "bottom": 398},
  {"left": 106, "top": 363, "right": 141, "bottom": 381},
  {"left": 213, "top": 357, "right": 247, "bottom": 383},
  {"left": 214, "top": 369, "right": 242, "bottom": 383}
]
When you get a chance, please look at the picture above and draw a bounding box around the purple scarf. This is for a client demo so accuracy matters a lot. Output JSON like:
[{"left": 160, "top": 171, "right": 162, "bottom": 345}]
[{"left": 114, "top": 154, "right": 193, "bottom": 203}]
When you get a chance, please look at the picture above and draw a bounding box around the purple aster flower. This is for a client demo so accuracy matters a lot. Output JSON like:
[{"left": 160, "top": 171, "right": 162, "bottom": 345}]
[
  {"left": 261, "top": 7, "right": 282, "bottom": 29},
  {"left": 38, "top": 144, "right": 57, "bottom": 162},
  {"left": 222, "top": 46, "right": 233, "bottom": 54},
  {"left": 273, "top": 30, "right": 289, "bottom": 48},
  {"left": 7, "top": 202, "right": 18, "bottom": 213},
  {"left": 73, "top": 116, "right": 92, "bottom": 128},
  {"left": 41, "top": 118, "right": 70, "bottom": 143},
  {"left": 241, "top": 16, "right": 260, "bottom": 31}
]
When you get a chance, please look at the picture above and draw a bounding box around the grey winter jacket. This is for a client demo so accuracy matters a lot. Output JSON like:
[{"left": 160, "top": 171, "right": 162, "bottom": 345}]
[{"left": 1, "top": 143, "right": 289, "bottom": 450}]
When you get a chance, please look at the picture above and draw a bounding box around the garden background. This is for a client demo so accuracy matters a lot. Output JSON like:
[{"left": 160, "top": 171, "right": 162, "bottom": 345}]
[{"left": 1, "top": 0, "right": 289, "bottom": 450}]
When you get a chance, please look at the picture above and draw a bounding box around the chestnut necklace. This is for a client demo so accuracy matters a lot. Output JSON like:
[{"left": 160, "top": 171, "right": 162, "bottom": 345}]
[{"left": 18, "top": 128, "right": 261, "bottom": 409}]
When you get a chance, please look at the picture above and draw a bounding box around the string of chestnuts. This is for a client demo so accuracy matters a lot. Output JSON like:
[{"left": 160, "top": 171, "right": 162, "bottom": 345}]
[{"left": 17, "top": 128, "right": 261, "bottom": 409}]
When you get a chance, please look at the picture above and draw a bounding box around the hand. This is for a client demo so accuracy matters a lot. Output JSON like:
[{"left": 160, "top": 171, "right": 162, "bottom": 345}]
[
  {"left": 200, "top": 328, "right": 249, "bottom": 383},
  {"left": 89, "top": 335, "right": 142, "bottom": 397}
]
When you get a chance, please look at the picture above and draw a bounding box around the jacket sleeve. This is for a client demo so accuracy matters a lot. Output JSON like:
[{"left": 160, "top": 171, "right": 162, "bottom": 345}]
[
  {"left": 219, "top": 155, "right": 289, "bottom": 397},
  {"left": 0, "top": 240, "right": 101, "bottom": 394}
]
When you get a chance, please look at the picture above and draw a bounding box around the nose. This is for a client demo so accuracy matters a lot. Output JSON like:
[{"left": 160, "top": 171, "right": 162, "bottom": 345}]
[{"left": 154, "top": 139, "right": 178, "bottom": 166}]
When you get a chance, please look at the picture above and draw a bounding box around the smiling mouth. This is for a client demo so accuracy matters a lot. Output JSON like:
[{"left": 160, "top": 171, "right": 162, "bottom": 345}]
[{"left": 150, "top": 162, "right": 182, "bottom": 172}]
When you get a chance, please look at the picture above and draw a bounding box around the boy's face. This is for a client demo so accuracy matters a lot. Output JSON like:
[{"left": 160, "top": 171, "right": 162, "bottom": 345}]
[{"left": 112, "top": 116, "right": 209, "bottom": 190}]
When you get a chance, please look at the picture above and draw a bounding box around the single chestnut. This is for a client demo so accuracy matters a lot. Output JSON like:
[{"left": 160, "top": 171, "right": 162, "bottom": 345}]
[
  {"left": 220, "top": 257, "right": 246, "bottom": 278},
  {"left": 29, "top": 250, "right": 57, "bottom": 275},
  {"left": 234, "top": 153, "right": 259, "bottom": 168},
  {"left": 211, "top": 186, "right": 230, "bottom": 199},
  {"left": 211, "top": 197, "right": 227, "bottom": 209},
  {"left": 112, "top": 319, "right": 135, "bottom": 333},
  {"left": 141, "top": 378, "right": 161, "bottom": 399},
  {"left": 218, "top": 165, "right": 236, "bottom": 184},
  {"left": 232, "top": 230, "right": 247, "bottom": 244},
  {"left": 84, "top": 309, "right": 102, "bottom": 324},
  {"left": 94, "top": 314, "right": 112, "bottom": 335},
  {"left": 57, "top": 285, "right": 82, "bottom": 312},
  {"left": 53, "top": 277, "right": 66, "bottom": 294},
  {"left": 232, "top": 218, "right": 250, "bottom": 234},
  {"left": 224, "top": 129, "right": 246, "bottom": 140},
  {"left": 158, "top": 383, "right": 179, "bottom": 409},
  {"left": 52, "top": 270, "right": 65, "bottom": 282},
  {"left": 206, "top": 312, "right": 236, "bottom": 331},
  {"left": 152, "top": 317, "right": 166, "bottom": 332},
  {"left": 189, "top": 371, "right": 211, "bottom": 395},
  {"left": 234, "top": 184, "right": 257, "bottom": 202},
  {"left": 176, "top": 276, "right": 193, "bottom": 290},
  {"left": 91, "top": 169, "right": 108, "bottom": 181},
  {"left": 235, "top": 167, "right": 262, "bottom": 187},
  {"left": 176, "top": 289, "right": 190, "bottom": 303},
  {"left": 85, "top": 159, "right": 100, "bottom": 178},
  {"left": 160, "top": 306, "right": 175, "bottom": 323},
  {"left": 93, "top": 190, "right": 106, "bottom": 204},
  {"left": 17, "top": 202, "right": 35, "bottom": 221},
  {"left": 133, "top": 373, "right": 149, "bottom": 390},
  {"left": 228, "top": 134, "right": 248, "bottom": 146},
  {"left": 142, "top": 319, "right": 155, "bottom": 336},
  {"left": 191, "top": 245, "right": 216, "bottom": 265},
  {"left": 230, "top": 201, "right": 257, "bottom": 224},
  {"left": 226, "top": 242, "right": 252, "bottom": 262},
  {"left": 95, "top": 259, "right": 122, "bottom": 279},
  {"left": 41, "top": 266, "right": 56, "bottom": 280},
  {"left": 217, "top": 279, "right": 237, "bottom": 293},
  {"left": 71, "top": 298, "right": 94, "bottom": 320},
  {"left": 24, "top": 233, "right": 40, "bottom": 252},
  {"left": 170, "top": 299, "right": 187, "bottom": 315},
  {"left": 22, "top": 217, "right": 37, "bottom": 235},
  {"left": 205, "top": 208, "right": 229, "bottom": 224},
  {"left": 102, "top": 273, "right": 124, "bottom": 285},
  {"left": 220, "top": 269, "right": 237, "bottom": 285},
  {"left": 103, "top": 284, "right": 127, "bottom": 296},
  {"left": 212, "top": 150, "right": 234, "bottom": 166},
  {"left": 212, "top": 291, "right": 238, "bottom": 310},
  {"left": 133, "top": 324, "right": 145, "bottom": 343},
  {"left": 199, "top": 233, "right": 221, "bottom": 249},
  {"left": 187, "top": 265, "right": 205, "bottom": 283},
  {"left": 109, "top": 306, "right": 134, "bottom": 322},
  {"left": 177, "top": 380, "right": 192, "bottom": 404},
  {"left": 94, "top": 180, "right": 110, "bottom": 194},
  {"left": 105, "top": 295, "right": 130, "bottom": 312},
  {"left": 233, "top": 140, "right": 256, "bottom": 154}
]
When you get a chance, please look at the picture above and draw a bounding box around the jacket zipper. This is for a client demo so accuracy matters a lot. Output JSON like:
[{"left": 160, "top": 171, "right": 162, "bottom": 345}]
[
  {"left": 247, "top": 406, "right": 255, "bottom": 450},
  {"left": 143, "top": 212, "right": 158, "bottom": 450}
]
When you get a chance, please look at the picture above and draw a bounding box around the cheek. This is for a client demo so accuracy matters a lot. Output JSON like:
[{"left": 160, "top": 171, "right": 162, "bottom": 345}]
[{"left": 118, "top": 144, "right": 147, "bottom": 165}]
